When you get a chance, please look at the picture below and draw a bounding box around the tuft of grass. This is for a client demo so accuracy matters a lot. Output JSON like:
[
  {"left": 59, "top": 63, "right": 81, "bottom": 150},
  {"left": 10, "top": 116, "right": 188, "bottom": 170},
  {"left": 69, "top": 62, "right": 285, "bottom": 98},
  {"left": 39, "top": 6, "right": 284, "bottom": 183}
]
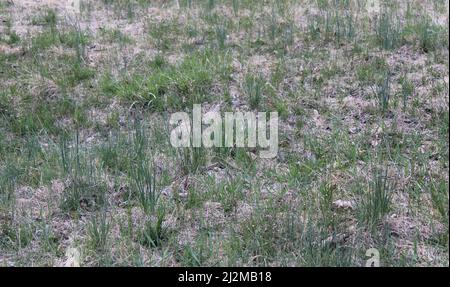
[
  {"left": 31, "top": 8, "right": 57, "bottom": 27},
  {"left": 59, "top": 132, "right": 107, "bottom": 213},
  {"left": 1, "top": 220, "right": 34, "bottom": 250},
  {"left": 404, "top": 14, "right": 449, "bottom": 53},
  {"left": 110, "top": 51, "right": 223, "bottom": 110},
  {"left": 178, "top": 231, "right": 212, "bottom": 266},
  {"left": 148, "top": 19, "right": 181, "bottom": 51},
  {"left": 0, "top": 29, "right": 20, "bottom": 45},
  {"left": 375, "top": 10, "right": 403, "bottom": 50},
  {"left": 307, "top": 7, "right": 356, "bottom": 45},
  {"left": 0, "top": 166, "right": 16, "bottom": 211},
  {"left": 399, "top": 76, "right": 414, "bottom": 110},
  {"left": 216, "top": 23, "right": 228, "bottom": 49},
  {"left": 358, "top": 168, "right": 393, "bottom": 229},
  {"left": 99, "top": 28, "right": 133, "bottom": 45},
  {"left": 178, "top": 147, "right": 207, "bottom": 175},
  {"left": 356, "top": 57, "right": 387, "bottom": 84},
  {"left": 87, "top": 212, "right": 111, "bottom": 252},
  {"left": 244, "top": 74, "right": 265, "bottom": 110},
  {"left": 319, "top": 182, "right": 335, "bottom": 229},
  {"left": 138, "top": 206, "right": 166, "bottom": 248},
  {"left": 372, "top": 71, "right": 391, "bottom": 114},
  {"left": 130, "top": 156, "right": 159, "bottom": 214},
  {"left": 430, "top": 179, "right": 449, "bottom": 244}
]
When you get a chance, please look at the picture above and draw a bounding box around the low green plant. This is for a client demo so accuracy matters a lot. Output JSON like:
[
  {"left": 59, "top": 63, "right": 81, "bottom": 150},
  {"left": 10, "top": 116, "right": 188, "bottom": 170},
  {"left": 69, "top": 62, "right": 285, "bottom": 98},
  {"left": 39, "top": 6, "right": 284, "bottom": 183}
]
[
  {"left": 372, "top": 72, "right": 391, "bottom": 113},
  {"left": 59, "top": 132, "right": 107, "bottom": 213},
  {"left": 138, "top": 206, "right": 166, "bottom": 248},
  {"left": 375, "top": 10, "right": 403, "bottom": 50},
  {"left": 359, "top": 168, "right": 393, "bottom": 229},
  {"left": 87, "top": 212, "right": 111, "bottom": 251},
  {"left": 178, "top": 147, "right": 207, "bottom": 175},
  {"left": 400, "top": 76, "right": 414, "bottom": 110},
  {"left": 244, "top": 74, "right": 265, "bottom": 109}
]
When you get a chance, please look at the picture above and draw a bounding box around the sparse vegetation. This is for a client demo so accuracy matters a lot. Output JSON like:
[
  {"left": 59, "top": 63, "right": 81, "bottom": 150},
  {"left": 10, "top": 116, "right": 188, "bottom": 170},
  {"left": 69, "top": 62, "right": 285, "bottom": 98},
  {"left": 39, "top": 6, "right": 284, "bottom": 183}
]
[{"left": 0, "top": 0, "right": 448, "bottom": 267}]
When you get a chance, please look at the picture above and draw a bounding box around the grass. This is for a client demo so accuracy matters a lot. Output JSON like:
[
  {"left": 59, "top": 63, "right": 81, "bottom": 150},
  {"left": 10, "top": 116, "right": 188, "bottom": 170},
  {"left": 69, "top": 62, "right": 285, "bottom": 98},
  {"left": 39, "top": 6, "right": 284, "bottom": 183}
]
[
  {"left": 59, "top": 132, "right": 108, "bottom": 214},
  {"left": 87, "top": 212, "right": 111, "bottom": 252},
  {"left": 375, "top": 9, "right": 403, "bottom": 50},
  {"left": 372, "top": 71, "right": 391, "bottom": 113},
  {"left": 358, "top": 167, "right": 393, "bottom": 229},
  {"left": 138, "top": 205, "right": 166, "bottom": 248},
  {"left": 0, "top": 0, "right": 448, "bottom": 267},
  {"left": 244, "top": 73, "right": 265, "bottom": 110},
  {"left": 106, "top": 50, "right": 227, "bottom": 110}
]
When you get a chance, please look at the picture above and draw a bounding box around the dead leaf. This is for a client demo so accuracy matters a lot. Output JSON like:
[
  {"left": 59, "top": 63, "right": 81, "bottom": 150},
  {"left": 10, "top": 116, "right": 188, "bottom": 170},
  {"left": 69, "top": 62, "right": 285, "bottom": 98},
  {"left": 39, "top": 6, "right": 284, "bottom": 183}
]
[{"left": 332, "top": 199, "right": 356, "bottom": 210}]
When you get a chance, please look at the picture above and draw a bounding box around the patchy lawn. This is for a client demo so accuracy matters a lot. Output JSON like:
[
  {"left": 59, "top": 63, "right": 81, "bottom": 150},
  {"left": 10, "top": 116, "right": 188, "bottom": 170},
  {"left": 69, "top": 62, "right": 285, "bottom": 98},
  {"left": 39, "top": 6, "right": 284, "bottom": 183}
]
[{"left": 0, "top": 0, "right": 448, "bottom": 266}]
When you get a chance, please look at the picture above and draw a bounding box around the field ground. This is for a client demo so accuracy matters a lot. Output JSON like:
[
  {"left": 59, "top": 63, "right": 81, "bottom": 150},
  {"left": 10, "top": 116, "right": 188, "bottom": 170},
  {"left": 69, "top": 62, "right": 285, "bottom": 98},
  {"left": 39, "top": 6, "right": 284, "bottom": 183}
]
[{"left": 0, "top": 0, "right": 448, "bottom": 266}]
